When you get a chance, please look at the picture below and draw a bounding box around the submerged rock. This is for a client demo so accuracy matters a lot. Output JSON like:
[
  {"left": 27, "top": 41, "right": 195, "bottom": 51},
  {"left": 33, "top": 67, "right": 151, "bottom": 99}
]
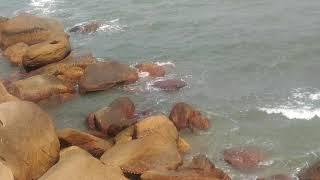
[
  {"left": 57, "top": 128, "right": 113, "bottom": 158},
  {"left": 100, "top": 115, "right": 182, "bottom": 175},
  {"left": 298, "top": 161, "right": 320, "bottom": 180},
  {"left": 88, "top": 97, "right": 136, "bottom": 136},
  {"left": 3, "top": 42, "right": 28, "bottom": 65},
  {"left": 0, "top": 101, "right": 60, "bottom": 180},
  {"left": 8, "top": 74, "right": 75, "bottom": 102},
  {"left": 69, "top": 22, "right": 101, "bottom": 33},
  {"left": 141, "top": 154, "right": 231, "bottom": 180},
  {"left": 169, "top": 102, "right": 210, "bottom": 131},
  {"left": 39, "top": 146, "right": 128, "bottom": 180},
  {"left": 79, "top": 61, "right": 138, "bottom": 93},
  {"left": 135, "top": 63, "right": 165, "bottom": 77},
  {"left": 152, "top": 79, "right": 186, "bottom": 91},
  {"left": 223, "top": 146, "right": 267, "bottom": 170},
  {"left": 0, "top": 15, "right": 65, "bottom": 49}
]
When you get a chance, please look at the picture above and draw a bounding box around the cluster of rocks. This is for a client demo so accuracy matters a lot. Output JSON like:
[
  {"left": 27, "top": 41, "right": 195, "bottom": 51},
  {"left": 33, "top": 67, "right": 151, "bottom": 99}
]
[{"left": 0, "top": 14, "right": 317, "bottom": 180}]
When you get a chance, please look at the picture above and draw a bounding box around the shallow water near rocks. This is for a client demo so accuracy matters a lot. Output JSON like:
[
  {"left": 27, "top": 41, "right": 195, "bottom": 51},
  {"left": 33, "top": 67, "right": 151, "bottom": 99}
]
[{"left": 1, "top": 0, "right": 320, "bottom": 179}]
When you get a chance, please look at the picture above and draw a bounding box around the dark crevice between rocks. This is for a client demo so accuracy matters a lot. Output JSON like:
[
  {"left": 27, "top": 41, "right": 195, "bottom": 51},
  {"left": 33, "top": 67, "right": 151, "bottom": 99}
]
[
  {"left": 0, "top": 119, "right": 3, "bottom": 127},
  {"left": 123, "top": 172, "right": 141, "bottom": 180},
  {"left": 0, "top": 156, "right": 6, "bottom": 162}
]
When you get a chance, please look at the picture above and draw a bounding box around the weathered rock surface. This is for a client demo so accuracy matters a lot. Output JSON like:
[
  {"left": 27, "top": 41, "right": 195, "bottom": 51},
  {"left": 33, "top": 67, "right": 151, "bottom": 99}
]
[
  {"left": 223, "top": 146, "right": 267, "bottom": 170},
  {"left": 100, "top": 115, "right": 182, "bottom": 175},
  {"left": 88, "top": 97, "right": 136, "bottom": 136},
  {"left": 69, "top": 22, "right": 101, "bottom": 33},
  {"left": 177, "top": 137, "right": 191, "bottom": 154},
  {"left": 298, "top": 161, "right": 320, "bottom": 180},
  {"left": 79, "top": 61, "right": 138, "bottom": 93},
  {"left": 0, "top": 81, "right": 19, "bottom": 103},
  {"left": 135, "top": 63, "right": 165, "bottom": 77},
  {"left": 0, "top": 101, "right": 60, "bottom": 180},
  {"left": 141, "top": 154, "right": 231, "bottom": 180},
  {"left": 0, "top": 15, "right": 64, "bottom": 49},
  {"left": 152, "top": 79, "right": 186, "bottom": 91},
  {"left": 3, "top": 42, "right": 28, "bottom": 65},
  {"left": 114, "top": 126, "right": 135, "bottom": 145},
  {"left": 57, "top": 128, "right": 113, "bottom": 158},
  {"left": 169, "top": 102, "right": 210, "bottom": 131},
  {"left": 39, "top": 146, "right": 127, "bottom": 180},
  {"left": 8, "top": 74, "right": 75, "bottom": 102},
  {"left": 23, "top": 34, "right": 71, "bottom": 71}
]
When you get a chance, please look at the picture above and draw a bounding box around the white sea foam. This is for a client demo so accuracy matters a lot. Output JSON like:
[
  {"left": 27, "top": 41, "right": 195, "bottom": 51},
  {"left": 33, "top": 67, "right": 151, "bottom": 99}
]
[
  {"left": 98, "top": 19, "right": 127, "bottom": 33},
  {"left": 155, "top": 61, "right": 175, "bottom": 67},
  {"left": 260, "top": 107, "right": 320, "bottom": 120},
  {"left": 138, "top": 72, "right": 150, "bottom": 78},
  {"left": 29, "top": 0, "right": 56, "bottom": 15}
]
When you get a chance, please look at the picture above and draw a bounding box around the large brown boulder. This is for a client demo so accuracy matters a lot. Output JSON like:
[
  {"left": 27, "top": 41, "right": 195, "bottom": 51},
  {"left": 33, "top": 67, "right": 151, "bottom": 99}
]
[
  {"left": 8, "top": 74, "right": 75, "bottom": 102},
  {"left": 87, "top": 97, "right": 136, "bottom": 136},
  {"left": 39, "top": 146, "right": 128, "bottom": 180},
  {"left": 57, "top": 128, "right": 113, "bottom": 158},
  {"left": 0, "top": 15, "right": 64, "bottom": 49},
  {"left": 152, "top": 79, "right": 186, "bottom": 91},
  {"left": 223, "top": 146, "right": 267, "bottom": 170},
  {"left": 135, "top": 63, "right": 165, "bottom": 77},
  {"left": 169, "top": 102, "right": 210, "bottom": 131},
  {"left": 69, "top": 22, "right": 101, "bottom": 33},
  {"left": 141, "top": 154, "right": 231, "bottom": 180},
  {"left": 0, "top": 81, "right": 19, "bottom": 103},
  {"left": 23, "top": 34, "right": 71, "bottom": 71},
  {"left": 298, "top": 161, "right": 320, "bottom": 180},
  {"left": 3, "top": 42, "right": 28, "bottom": 65},
  {"left": 79, "top": 61, "right": 138, "bottom": 93},
  {"left": 100, "top": 115, "right": 182, "bottom": 175},
  {"left": 0, "top": 101, "right": 60, "bottom": 180}
]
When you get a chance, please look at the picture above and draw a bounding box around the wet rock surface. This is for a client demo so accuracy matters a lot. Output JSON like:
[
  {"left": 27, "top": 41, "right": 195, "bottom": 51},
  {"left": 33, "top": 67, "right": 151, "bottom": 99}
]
[
  {"left": 298, "top": 161, "right": 320, "bottom": 180},
  {"left": 152, "top": 79, "right": 186, "bottom": 91},
  {"left": 69, "top": 22, "right": 101, "bottom": 33}
]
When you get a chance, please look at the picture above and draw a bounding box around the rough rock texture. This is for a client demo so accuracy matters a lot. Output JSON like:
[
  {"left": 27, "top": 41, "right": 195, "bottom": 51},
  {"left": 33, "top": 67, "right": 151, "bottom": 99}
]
[
  {"left": 88, "top": 97, "right": 136, "bottom": 136},
  {"left": 39, "top": 146, "right": 128, "bottom": 180},
  {"left": 141, "top": 154, "right": 231, "bottom": 180},
  {"left": 223, "top": 146, "right": 267, "bottom": 170},
  {"left": 298, "top": 161, "right": 320, "bottom": 180},
  {"left": 152, "top": 79, "right": 186, "bottom": 91},
  {"left": 0, "top": 81, "right": 19, "bottom": 103},
  {"left": 57, "top": 128, "right": 113, "bottom": 158},
  {"left": 69, "top": 22, "right": 101, "bottom": 33},
  {"left": 135, "top": 63, "right": 165, "bottom": 77},
  {"left": 257, "top": 174, "right": 293, "bottom": 180},
  {"left": 0, "top": 162, "right": 14, "bottom": 180},
  {"left": 0, "top": 15, "right": 64, "bottom": 49},
  {"left": 0, "top": 101, "right": 60, "bottom": 180},
  {"left": 114, "top": 126, "right": 135, "bottom": 145},
  {"left": 3, "top": 42, "right": 28, "bottom": 64},
  {"left": 169, "top": 102, "right": 210, "bottom": 131},
  {"left": 100, "top": 115, "right": 182, "bottom": 175},
  {"left": 8, "top": 74, "right": 75, "bottom": 102},
  {"left": 177, "top": 137, "right": 191, "bottom": 154},
  {"left": 23, "top": 34, "right": 71, "bottom": 71},
  {"left": 79, "top": 61, "right": 138, "bottom": 93}
]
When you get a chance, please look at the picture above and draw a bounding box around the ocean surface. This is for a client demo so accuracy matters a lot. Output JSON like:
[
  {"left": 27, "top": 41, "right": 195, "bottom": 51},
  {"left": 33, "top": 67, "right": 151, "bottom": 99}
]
[{"left": 1, "top": 0, "right": 320, "bottom": 179}]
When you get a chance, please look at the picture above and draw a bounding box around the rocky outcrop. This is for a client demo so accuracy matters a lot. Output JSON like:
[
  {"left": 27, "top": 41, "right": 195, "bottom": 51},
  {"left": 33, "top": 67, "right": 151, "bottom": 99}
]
[
  {"left": 0, "top": 101, "right": 60, "bottom": 180},
  {"left": 39, "top": 146, "right": 128, "bottom": 180},
  {"left": 8, "top": 74, "right": 75, "bottom": 102},
  {"left": 69, "top": 22, "right": 101, "bottom": 33},
  {"left": 3, "top": 42, "right": 28, "bottom": 65},
  {"left": 298, "top": 161, "right": 320, "bottom": 180},
  {"left": 100, "top": 115, "right": 182, "bottom": 175},
  {"left": 22, "top": 34, "right": 71, "bottom": 71},
  {"left": 223, "top": 146, "right": 267, "bottom": 170},
  {"left": 135, "top": 63, "right": 165, "bottom": 77},
  {"left": 79, "top": 61, "right": 138, "bottom": 93},
  {"left": 0, "top": 81, "right": 19, "bottom": 103},
  {"left": 152, "top": 79, "right": 186, "bottom": 91},
  {"left": 57, "top": 128, "right": 113, "bottom": 158},
  {"left": 0, "top": 15, "right": 64, "bottom": 49},
  {"left": 141, "top": 154, "right": 231, "bottom": 180},
  {"left": 87, "top": 97, "right": 136, "bottom": 136},
  {"left": 169, "top": 102, "right": 210, "bottom": 131}
]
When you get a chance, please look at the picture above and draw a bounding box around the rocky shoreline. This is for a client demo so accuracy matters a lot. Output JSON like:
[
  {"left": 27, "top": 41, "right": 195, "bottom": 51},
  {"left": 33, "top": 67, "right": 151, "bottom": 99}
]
[{"left": 0, "top": 14, "right": 317, "bottom": 180}]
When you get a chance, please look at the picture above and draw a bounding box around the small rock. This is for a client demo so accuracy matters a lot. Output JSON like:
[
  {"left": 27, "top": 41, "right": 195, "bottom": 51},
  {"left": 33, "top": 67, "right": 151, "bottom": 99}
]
[
  {"left": 169, "top": 102, "right": 210, "bottom": 131},
  {"left": 135, "top": 63, "right": 165, "bottom": 77},
  {"left": 69, "top": 22, "right": 101, "bottom": 33},
  {"left": 152, "top": 79, "right": 186, "bottom": 91},
  {"left": 298, "top": 161, "right": 320, "bottom": 180},
  {"left": 79, "top": 61, "right": 138, "bottom": 93},
  {"left": 57, "top": 128, "right": 113, "bottom": 158},
  {"left": 223, "top": 146, "right": 267, "bottom": 170},
  {"left": 3, "top": 42, "right": 28, "bottom": 64}
]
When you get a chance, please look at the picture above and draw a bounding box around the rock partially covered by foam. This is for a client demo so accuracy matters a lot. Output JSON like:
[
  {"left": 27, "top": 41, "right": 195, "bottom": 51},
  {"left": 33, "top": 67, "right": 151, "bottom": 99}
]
[{"left": 69, "top": 22, "right": 101, "bottom": 33}]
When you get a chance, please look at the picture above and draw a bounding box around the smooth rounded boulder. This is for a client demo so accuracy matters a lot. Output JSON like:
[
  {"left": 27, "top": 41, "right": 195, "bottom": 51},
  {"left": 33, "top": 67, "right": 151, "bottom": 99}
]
[
  {"left": 3, "top": 42, "right": 28, "bottom": 65},
  {"left": 0, "top": 101, "right": 60, "bottom": 180},
  {"left": 152, "top": 79, "right": 186, "bottom": 91},
  {"left": 39, "top": 146, "right": 127, "bottom": 180},
  {"left": 169, "top": 102, "right": 210, "bottom": 131},
  {"left": 79, "top": 61, "right": 138, "bottom": 93},
  {"left": 135, "top": 63, "right": 165, "bottom": 77}
]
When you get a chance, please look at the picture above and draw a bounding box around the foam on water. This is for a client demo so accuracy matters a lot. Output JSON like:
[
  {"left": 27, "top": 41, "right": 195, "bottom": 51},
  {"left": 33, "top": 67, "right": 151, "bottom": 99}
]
[
  {"left": 29, "top": 0, "right": 56, "bottom": 15},
  {"left": 98, "top": 19, "right": 127, "bottom": 33}
]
